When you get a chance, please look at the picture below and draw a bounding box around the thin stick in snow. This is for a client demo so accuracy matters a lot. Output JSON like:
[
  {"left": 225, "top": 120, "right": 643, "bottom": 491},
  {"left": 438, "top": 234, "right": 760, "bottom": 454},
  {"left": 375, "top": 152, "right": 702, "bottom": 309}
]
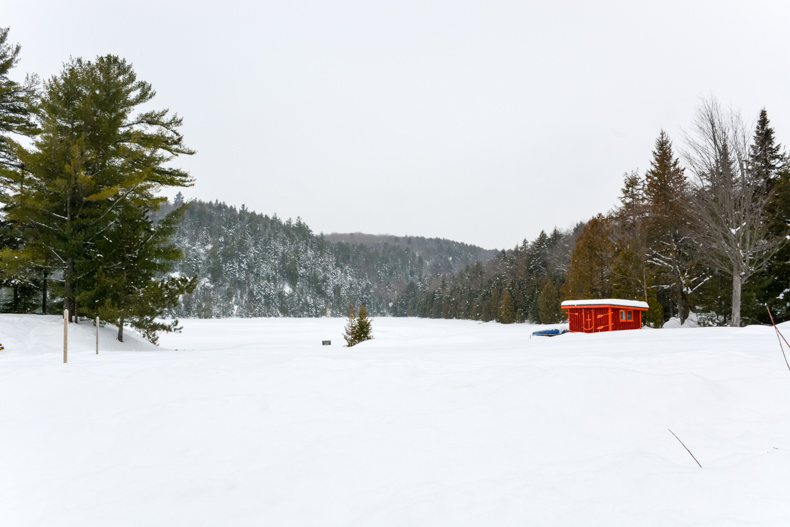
[
  {"left": 668, "top": 428, "right": 702, "bottom": 468},
  {"left": 63, "top": 309, "right": 68, "bottom": 364},
  {"left": 766, "top": 306, "right": 790, "bottom": 373}
]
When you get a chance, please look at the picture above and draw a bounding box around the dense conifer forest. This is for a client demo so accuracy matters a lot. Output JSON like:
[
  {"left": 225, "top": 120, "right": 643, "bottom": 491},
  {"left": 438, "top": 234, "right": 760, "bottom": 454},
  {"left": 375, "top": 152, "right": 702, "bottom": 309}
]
[{"left": 158, "top": 198, "right": 499, "bottom": 318}]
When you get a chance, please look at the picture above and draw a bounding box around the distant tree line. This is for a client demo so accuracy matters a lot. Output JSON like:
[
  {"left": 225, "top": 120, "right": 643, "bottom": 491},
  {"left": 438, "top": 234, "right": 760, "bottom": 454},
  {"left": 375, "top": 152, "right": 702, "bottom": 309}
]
[
  {"left": 405, "top": 99, "right": 789, "bottom": 328},
  {"left": 326, "top": 232, "right": 497, "bottom": 308},
  {"left": 564, "top": 100, "right": 789, "bottom": 327},
  {"left": 0, "top": 27, "right": 195, "bottom": 342},
  {"left": 391, "top": 227, "right": 582, "bottom": 324}
]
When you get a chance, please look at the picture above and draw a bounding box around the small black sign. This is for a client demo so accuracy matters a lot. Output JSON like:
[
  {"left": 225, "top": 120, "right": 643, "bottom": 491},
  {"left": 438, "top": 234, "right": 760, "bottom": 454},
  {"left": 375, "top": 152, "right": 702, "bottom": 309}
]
[{"left": 322, "top": 340, "right": 331, "bottom": 346}]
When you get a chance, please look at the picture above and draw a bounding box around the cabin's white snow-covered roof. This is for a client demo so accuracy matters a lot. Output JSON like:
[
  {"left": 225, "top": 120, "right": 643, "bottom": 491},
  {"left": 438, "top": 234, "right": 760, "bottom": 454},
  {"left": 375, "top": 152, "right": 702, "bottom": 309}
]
[{"left": 561, "top": 299, "right": 649, "bottom": 309}]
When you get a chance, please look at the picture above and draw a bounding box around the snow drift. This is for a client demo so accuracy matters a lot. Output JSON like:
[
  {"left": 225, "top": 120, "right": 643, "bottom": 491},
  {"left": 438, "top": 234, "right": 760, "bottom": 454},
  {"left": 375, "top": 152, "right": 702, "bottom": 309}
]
[{"left": 2, "top": 315, "right": 790, "bottom": 526}]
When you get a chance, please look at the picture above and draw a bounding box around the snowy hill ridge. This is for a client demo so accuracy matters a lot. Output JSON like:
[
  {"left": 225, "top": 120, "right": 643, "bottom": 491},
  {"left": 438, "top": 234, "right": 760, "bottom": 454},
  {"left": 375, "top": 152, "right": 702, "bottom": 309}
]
[
  {"left": 158, "top": 200, "right": 497, "bottom": 318},
  {"left": 164, "top": 200, "right": 375, "bottom": 318}
]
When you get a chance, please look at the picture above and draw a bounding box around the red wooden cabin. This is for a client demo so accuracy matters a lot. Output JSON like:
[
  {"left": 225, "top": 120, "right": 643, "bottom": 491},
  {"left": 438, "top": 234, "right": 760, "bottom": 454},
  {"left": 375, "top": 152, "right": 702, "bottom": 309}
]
[{"left": 561, "top": 299, "right": 648, "bottom": 333}]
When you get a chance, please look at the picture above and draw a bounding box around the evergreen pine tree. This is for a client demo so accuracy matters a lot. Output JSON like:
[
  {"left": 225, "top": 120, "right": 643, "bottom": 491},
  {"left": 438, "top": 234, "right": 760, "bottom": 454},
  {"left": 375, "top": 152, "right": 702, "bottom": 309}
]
[
  {"left": 343, "top": 301, "right": 359, "bottom": 347},
  {"left": 562, "top": 214, "right": 615, "bottom": 300},
  {"left": 500, "top": 290, "right": 515, "bottom": 324},
  {"left": 643, "top": 130, "right": 694, "bottom": 324},
  {"left": 749, "top": 109, "right": 783, "bottom": 192},
  {"left": 0, "top": 27, "right": 37, "bottom": 171},
  {"left": 743, "top": 109, "right": 788, "bottom": 323},
  {"left": 0, "top": 28, "right": 42, "bottom": 312},
  {"left": 527, "top": 273, "right": 541, "bottom": 322},
  {"left": 2, "top": 55, "right": 195, "bottom": 339},
  {"left": 354, "top": 302, "right": 373, "bottom": 343},
  {"left": 611, "top": 171, "right": 651, "bottom": 299},
  {"left": 80, "top": 203, "right": 196, "bottom": 343},
  {"left": 538, "top": 280, "right": 561, "bottom": 324},
  {"left": 763, "top": 165, "right": 790, "bottom": 321}
]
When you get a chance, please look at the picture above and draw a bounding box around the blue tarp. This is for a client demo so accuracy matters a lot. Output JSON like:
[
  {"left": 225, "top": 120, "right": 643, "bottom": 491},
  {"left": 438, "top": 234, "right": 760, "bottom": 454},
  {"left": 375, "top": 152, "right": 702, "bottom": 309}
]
[{"left": 531, "top": 329, "right": 569, "bottom": 337}]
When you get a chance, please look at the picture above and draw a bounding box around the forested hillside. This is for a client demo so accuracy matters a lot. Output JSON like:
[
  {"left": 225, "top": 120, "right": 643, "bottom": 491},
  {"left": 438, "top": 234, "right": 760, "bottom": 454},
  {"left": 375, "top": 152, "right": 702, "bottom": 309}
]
[
  {"left": 162, "top": 199, "right": 372, "bottom": 317},
  {"left": 326, "top": 233, "right": 497, "bottom": 308},
  {"left": 160, "top": 199, "right": 498, "bottom": 318},
  {"left": 392, "top": 226, "right": 583, "bottom": 322}
]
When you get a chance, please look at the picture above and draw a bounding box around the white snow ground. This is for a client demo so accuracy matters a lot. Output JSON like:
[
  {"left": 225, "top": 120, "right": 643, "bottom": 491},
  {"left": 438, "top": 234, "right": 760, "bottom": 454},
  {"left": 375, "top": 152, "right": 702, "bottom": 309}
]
[{"left": 2, "top": 315, "right": 790, "bottom": 526}]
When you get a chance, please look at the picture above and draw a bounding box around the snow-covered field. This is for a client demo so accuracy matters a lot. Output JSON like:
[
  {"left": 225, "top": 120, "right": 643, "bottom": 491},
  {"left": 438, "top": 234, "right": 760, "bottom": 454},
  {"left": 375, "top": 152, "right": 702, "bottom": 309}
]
[{"left": 2, "top": 315, "right": 790, "bottom": 526}]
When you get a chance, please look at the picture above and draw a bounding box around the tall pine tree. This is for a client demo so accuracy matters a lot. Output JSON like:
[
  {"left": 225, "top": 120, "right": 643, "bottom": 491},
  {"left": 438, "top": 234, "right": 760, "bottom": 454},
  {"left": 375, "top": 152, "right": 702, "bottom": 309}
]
[
  {"left": 743, "top": 109, "right": 788, "bottom": 322},
  {"left": 2, "top": 55, "right": 195, "bottom": 340},
  {"left": 0, "top": 27, "right": 37, "bottom": 171},
  {"left": 538, "top": 280, "right": 561, "bottom": 324},
  {"left": 354, "top": 302, "right": 373, "bottom": 343},
  {"left": 563, "top": 214, "right": 615, "bottom": 300},
  {"left": 0, "top": 27, "right": 42, "bottom": 312},
  {"left": 500, "top": 289, "right": 515, "bottom": 324},
  {"left": 643, "top": 131, "right": 694, "bottom": 323}
]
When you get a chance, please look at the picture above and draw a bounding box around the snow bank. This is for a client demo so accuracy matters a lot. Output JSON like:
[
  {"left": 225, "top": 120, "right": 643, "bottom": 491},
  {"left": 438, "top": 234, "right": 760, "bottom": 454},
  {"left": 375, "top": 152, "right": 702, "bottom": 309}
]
[
  {"left": 2, "top": 315, "right": 790, "bottom": 525},
  {"left": 663, "top": 311, "right": 700, "bottom": 329}
]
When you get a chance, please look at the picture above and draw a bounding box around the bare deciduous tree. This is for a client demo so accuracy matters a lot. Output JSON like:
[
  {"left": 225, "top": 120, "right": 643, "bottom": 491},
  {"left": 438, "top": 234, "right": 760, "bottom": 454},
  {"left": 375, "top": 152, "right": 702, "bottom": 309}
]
[{"left": 683, "top": 99, "right": 782, "bottom": 327}]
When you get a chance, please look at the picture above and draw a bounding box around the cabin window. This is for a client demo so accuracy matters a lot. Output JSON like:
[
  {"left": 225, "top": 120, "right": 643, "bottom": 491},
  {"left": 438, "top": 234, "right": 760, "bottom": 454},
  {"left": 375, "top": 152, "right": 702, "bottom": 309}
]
[
  {"left": 627, "top": 310, "right": 633, "bottom": 321},
  {"left": 620, "top": 310, "right": 625, "bottom": 321}
]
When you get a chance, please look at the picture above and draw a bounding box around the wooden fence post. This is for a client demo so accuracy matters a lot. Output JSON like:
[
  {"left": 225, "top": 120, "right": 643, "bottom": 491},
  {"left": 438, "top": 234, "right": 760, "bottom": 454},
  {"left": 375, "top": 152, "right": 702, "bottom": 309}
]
[{"left": 63, "top": 308, "right": 68, "bottom": 364}]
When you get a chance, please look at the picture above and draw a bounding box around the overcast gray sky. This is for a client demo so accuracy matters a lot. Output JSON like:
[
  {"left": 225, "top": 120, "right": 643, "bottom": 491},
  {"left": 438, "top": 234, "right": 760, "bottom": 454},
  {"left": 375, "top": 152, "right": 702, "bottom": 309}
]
[{"left": 5, "top": 1, "right": 790, "bottom": 249}]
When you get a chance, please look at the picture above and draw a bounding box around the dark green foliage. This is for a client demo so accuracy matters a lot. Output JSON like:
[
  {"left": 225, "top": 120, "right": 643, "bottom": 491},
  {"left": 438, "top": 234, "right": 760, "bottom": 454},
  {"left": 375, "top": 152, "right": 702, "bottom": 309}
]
[
  {"left": 343, "top": 301, "right": 373, "bottom": 347},
  {"left": 0, "top": 28, "right": 41, "bottom": 310},
  {"left": 690, "top": 268, "right": 732, "bottom": 326},
  {"left": 164, "top": 200, "right": 374, "bottom": 318},
  {"left": 355, "top": 303, "right": 373, "bottom": 343},
  {"left": 742, "top": 110, "right": 789, "bottom": 323},
  {"left": 0, "top": 218, "right": 41, "bottom": 312},
  {"left": 1, "top": 54, "right": 194, "bottom": 342},
  {"left": 80, "top": 204, "right": 196, "bottom": 343},
  {"left": 643, "top": 131, "right": 695, "bottom": 324},
  {"left": 500, "top": 290, "right": 515, "bottom": 324},
  {"left": 391, "top": 281, "right": 420, "bottom": 316},
  {"left": 394, "top": 226, "right": 582, "bottom": 325},
  {"left": 0, "top": 27, "right": 38, "bottom": 171},
  {"left": 563, "top": 215, "right": 614, "bottom": 300},
  {"left": 343, "top": 301, "right": 358, "bottom": 347},
  {"left": 538, "top": 280, "right": 561, "bottom": 324},
  {"left": 327, "top": 233, "right": 497, "bottom": 310},
  {"left": 611, "top": 170, "right": 653, "bottom": 307},
  {"left": 760, "top": 166, "right": 790, "bottom": 322},
  {"left": 749, "top": 109, "right": 783, "bottom": 192}
]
